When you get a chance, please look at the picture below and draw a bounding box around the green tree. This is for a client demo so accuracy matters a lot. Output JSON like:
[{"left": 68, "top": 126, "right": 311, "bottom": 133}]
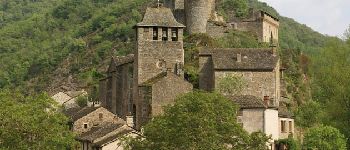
[
  {"left": 0, "top": 90, "right": 76, "bottom": 149},
  {"left": 303, "top": 125, "right": 347, "bottom": 150},
  {"left": 294, "top": 101, "right": 321, "bottom": 128},
  {"left": 217, "top": 75, "right": 246, "bottom": 95},
  {"left": 126, "top": 91, "right": 269, "bottom": 150}
]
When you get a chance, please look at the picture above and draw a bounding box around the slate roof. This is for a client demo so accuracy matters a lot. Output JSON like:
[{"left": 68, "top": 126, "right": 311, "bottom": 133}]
[
  {"left": 278, "top": 106, "right": 294, "bottom": 118},
  {"left": 65, "top": 106, "right": 101, "bottom": 122},
  {"left": 139, "top": 72, "right": 168, "bottom": 87},
  {"left": 136, "top": 7, "right": 185, "bottom": 27},
  {"left": 230, "top": 95, "right": 267, "bottom": 109},
  {"left": 76, "top": 123, "right": 125, "bottom": 142},
  {"left": 92, "top": 126, "right": 134, "bottom": 147},
  {"left": 200, "top": 48, "right": 279, "bottom": 70}
]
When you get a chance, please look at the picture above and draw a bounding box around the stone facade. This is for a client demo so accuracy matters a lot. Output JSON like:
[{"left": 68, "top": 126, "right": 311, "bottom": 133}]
[
  {"left": 99, "top": 55, "right": 134, "bottom": 120},
  {"left": 231, "top": 10, "right": 279, "bottom": 43},
  {"left": 137, "top": 72, "right": 193, "bottom": 127},
  {"left": 279, "top": 117, "right": 295, "bottom": 139},
  {"left": 72, "top": 107, "right": 123, "bottom": 134}
]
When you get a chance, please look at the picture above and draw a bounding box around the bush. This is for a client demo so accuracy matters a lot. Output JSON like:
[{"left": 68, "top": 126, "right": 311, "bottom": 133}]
[{"left": 303, "top": 125, "right": 347, "bottom": 150}]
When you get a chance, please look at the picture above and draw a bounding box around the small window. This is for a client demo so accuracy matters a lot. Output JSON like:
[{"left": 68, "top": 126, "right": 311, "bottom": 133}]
[
  {"left": 83, "top": 123, "right": 88, "bottom": 129},
  {"left": 153, "top": 27, "right": 158, "bottom": 40},
  {"left": 162, "top": 28, "right": 168, "bottom": 41},
  {"left": 281, "top": 121, "right": 286, "bottom": 133},
  {"left": 289, "top": 121, "right": 293, "bottom": 133},
  {"left": 99, "top": 113, "right": 103, "bottom": 120},
  {"left": 171, "top": 28, "right": 178, "bottom": 41}
]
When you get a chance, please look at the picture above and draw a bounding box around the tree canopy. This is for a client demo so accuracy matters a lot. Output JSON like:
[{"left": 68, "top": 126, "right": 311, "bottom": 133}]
[
  {"left": 127, "top": 91, "right": 270, "bottom": 150},
  {"left": 303, "top": 125, "right": 347, "bottom": 150},
  {"left": 0, "top": 90, "right": 76, "bottom": 149}
]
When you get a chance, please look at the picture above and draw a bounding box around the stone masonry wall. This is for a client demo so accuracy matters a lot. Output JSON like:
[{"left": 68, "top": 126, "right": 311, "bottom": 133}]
[
  {"left": 184, "top": 0, "right": 215, "bottom": 34},
  {"left": 151, "top": 73, "right": 193, "bottom": 117},
  {"left": 198, "top": 55, "right": 215, "bottom": 91},
  {"left": 215, "top": 69, "right": 280, "bottom": 105},
  {"left": 73, "top": 108, "right": 122, "bottom": 134},
  {"left": 242, "top": 109, "right": 265, "bottom": 134}
]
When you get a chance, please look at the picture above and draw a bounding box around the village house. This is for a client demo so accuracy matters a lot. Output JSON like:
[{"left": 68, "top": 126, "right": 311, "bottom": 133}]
[{"left": 51, "top": 90, "right": 87, "bottom": 109}]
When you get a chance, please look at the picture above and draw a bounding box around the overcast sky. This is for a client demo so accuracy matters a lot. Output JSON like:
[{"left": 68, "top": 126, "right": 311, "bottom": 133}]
[{"left": 258, "top": 0, "right": 350, "bottom": 37}]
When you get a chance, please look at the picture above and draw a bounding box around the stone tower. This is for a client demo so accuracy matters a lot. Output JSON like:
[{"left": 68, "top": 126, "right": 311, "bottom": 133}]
[
  {"left": 184, "top": 0, "right": 215, "bottom": 34},
  {"left": 133, "top": 6, "right": 186, "bottom": 129}
]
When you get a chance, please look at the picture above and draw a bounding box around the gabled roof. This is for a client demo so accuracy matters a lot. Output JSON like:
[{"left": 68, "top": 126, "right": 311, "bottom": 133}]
[
  {"left": 107, "top": 54, "right": 134, "bottom": 73},
  {"left": 92, "top": 126, "right": 135, "bottom": 147},
  {"left": 200, "top": 48, "right": 279, "bottom": 70},
  {"left": 139, "top": 72, "right": 168, "bottom": 87},
  {"left": 230, "top": 95, "right": 267, "bottom": 109},
  {"left": 65, "top": 106, "right": 101, "bottom": 122},
  {"left": 136, "top": 7, "right": 185, "bottom": 27},
  {"left": 76, "top": 123, "right": 125, "bottom": 142},
  {"left": 278, "top": 106, "right": 294, "bottom": 118}
]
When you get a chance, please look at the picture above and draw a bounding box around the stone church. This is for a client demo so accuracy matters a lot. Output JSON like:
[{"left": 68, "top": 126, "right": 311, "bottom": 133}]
[
  {"left": 99, "top": 1, "right": 294, "bottom": 149},
  {"left": 99, "top": 6, "right": 193, "bottom": 130}
]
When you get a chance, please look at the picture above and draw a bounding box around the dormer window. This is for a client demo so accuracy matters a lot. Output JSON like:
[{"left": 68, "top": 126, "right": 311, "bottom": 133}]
[
  {"left": 162, "top": 28, "right": 168, "bottom": 41},
  {"left": 171, "top": 28, "right": 178, "bottom": 41},
  {"left": 153, "top": 27, "right": 158, "bottom": 40}
]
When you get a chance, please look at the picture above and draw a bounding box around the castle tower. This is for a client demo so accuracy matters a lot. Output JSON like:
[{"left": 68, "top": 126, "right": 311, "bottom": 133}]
[
  {"left": 133, "top": 6, "right": 186, "bottom": 129},
  {"left": 184, "top": 0, "right": 215, "bottom": 34}
]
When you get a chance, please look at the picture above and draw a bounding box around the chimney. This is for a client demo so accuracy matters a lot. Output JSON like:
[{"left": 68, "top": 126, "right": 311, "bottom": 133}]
[
  {"left": 237, "top": 53, "right": 242, "bottom": 62},
  {"left": 263, "top": 96, "right": 270, "bottom": 106}
]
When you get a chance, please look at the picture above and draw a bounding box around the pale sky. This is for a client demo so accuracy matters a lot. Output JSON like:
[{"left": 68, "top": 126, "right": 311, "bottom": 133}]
[{"left": 258, "top": 0, "right": 350, "bottom": 37}]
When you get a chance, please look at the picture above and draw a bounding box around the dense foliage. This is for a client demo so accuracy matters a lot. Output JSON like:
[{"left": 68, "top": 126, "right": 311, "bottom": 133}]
[
  {"left": 127, "top": 91, "right": 270, "bottom": 150},
  {"left": 0, "top": 90, "right": 76, "bottom": 149},
  {"left": 303, "top": 125, "right": 347, "bottom": 150}
]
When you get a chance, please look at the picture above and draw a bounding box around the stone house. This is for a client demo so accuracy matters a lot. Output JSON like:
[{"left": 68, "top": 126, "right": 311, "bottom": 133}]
[
  {"left": 64, "top": 106, "right": 124, "bottom": 134},
  {"left": 230, "top": 10, "right": 280, "bottom": 43},
  {"left": 76, "top": 122, "right": 137, "bottom": 150},
  {"left": 99, "top": 6, "right": 193, "bottom": 130}
]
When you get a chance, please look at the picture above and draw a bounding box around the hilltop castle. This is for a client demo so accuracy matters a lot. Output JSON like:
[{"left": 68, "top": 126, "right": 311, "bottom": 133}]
[{"left": 97, "top": 1, "right": 293, "bottom": 149}]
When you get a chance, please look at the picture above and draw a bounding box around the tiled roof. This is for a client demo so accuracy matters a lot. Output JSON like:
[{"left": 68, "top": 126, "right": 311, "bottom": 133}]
[
  {"left": 92, "top": 126, "right": 134, "bottom": 147},
  {"left": 139, "top": 72, "right": 168, "bottom": 87},
  {"left": 229, "top": 95, "right": 267, "bottom": 109},
  {"left": 68, "top": 107, "right": 101, "bottom": 122},
  {"left": 278, "top": 106, "right": 294, "bottom": 118},
  {"left": 200, "top": 48, "right": 279, "bottom": 70},
  {"left": 76, "top": 123, "right": 125, "bottom": 142},
  {"left": 136, "top": 7, "right": 185, "bottom": 27}
]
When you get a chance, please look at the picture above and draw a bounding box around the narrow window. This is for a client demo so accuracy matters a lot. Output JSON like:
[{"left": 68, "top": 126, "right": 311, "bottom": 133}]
[
  {"left": 83, "top": 123, "right": 88, "bottom": 129},
  {"left": 281, "top": 121, "right": 286, "bottom": 133},
  {"left": 171, "top": 28, "right": 178, "bottom": 41},
  {"left": 162, "top": 28, "right": 168, "bottom": 41},
  {"left": 289, "top": 121, "right": 293, "bottom": 133},
  {"left": 153, "top": 27, "right": 158, "bottom": 40},
  {"left": 99, "top": 113, "right": 103, "bottom": 120}
]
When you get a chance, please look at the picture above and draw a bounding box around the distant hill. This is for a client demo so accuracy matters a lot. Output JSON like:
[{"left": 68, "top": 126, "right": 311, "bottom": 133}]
[{"left": 0, "top": 0, "right": 334, "bottom": 95}]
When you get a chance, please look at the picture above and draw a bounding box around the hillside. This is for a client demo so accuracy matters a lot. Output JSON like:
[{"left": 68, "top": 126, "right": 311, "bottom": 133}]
[{"left": 1, "top": 0, "right": 349, "bottom": 148}]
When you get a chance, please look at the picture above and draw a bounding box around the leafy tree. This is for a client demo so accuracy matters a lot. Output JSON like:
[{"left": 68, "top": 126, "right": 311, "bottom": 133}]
[
  {"left": 294, "top": 101, "right": 321, "bottom": 128},
  {"left": 126, "top": 91, "right": 269, "bottom": 150},
  {"left": 0, "top": 89, "right": 76, "bottom": 149},
  {"left": 303, "top": 125, "right": 347, "bottom": 150},
  {"left": 75, "top": 95, "right": 88, "bottom": 107},
  {"left": 218, "top": 0, "right": 249, "bottom": 19},
  {"left": 217, "top": 75, "right": 246, "bottom": 96}
]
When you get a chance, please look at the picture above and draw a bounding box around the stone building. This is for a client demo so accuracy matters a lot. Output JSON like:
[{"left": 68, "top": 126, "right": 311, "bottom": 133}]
[
  {"left": 230, "top": 10, "right": 280, "bottom": 43},
  {"left": 199, "top": 48, "right": 281, "bottom": 106},
  {"left": 64, "top": 107, "right": 124, "bottom": 134},
  {"left": 99, "top": 6, "right": 193, "bottom": 130}
]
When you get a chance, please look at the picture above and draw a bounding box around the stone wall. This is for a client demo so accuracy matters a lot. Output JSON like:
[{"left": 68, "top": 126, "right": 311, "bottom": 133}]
[
  {"left": 198, "top": 55, "right": 215, "bottom": 91},
  {"left": 242, "top": 109, "right": 265, "bottom": 133},
  {"left": 136, "top": 27, "right": 184, "bottom": 84},
  {"left": 184, "top": 0, "right": 215, "bottom": 34},
  {"left": 264, "top": 109, "right": 279, "bottom": 140},
  {"left": 206, "top": 22, "right": 229, "bottom": 38},
  {"left": 73, "top": 108, "right": 122, "bottom": 134},
  {"left": 99, "top": 62, "right": 133, "bottom": 120},
  {"left": 214, "top": 69, "right": 280, "bottom": 105}
]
